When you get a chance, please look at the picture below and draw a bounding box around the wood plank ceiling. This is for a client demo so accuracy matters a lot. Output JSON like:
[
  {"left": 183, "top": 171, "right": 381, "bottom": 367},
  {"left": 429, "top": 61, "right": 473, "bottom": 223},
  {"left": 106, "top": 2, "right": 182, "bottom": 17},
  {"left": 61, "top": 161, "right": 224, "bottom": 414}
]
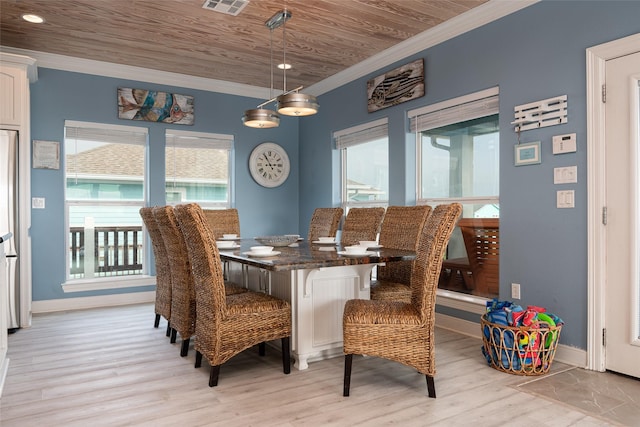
[{"left": 0, "top": 0, "right": 488, "bottom": 91}]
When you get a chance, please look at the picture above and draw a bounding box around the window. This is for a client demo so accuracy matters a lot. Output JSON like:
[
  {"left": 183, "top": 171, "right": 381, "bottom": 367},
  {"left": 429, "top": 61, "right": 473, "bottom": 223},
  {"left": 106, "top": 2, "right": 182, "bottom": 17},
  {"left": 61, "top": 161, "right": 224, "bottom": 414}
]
[
  {"left": 411, "top": 88, "right": 499, "bottom": 217},
  {"left": 334, "top": 118, "right": 389, "bottom": 210},
  {"left": 64, "top": 121, "right": 147, "bottom": 284},
  {"left": 165, "top": 130, "right": 233, "bottom": 208},
  {"left": 410, "top": 88, "right": 499, "bottom": 299}
]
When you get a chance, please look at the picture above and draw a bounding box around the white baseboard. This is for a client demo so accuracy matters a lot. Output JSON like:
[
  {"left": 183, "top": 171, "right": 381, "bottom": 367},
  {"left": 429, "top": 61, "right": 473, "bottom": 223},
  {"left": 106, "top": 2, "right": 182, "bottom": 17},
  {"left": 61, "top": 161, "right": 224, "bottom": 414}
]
[
  {"left": 32, "top": 291, "right": 155, "bottom": 314},
  {"left": 435, "top": 312, "right": 587, "bottom": 369}
]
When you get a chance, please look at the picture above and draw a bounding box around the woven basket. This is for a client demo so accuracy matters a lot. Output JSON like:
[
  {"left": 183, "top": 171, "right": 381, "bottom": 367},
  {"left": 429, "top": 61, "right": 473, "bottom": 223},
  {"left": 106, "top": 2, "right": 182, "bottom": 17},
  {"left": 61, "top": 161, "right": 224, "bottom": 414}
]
[{"left": 481, "top": 314, "right": 562, "bottom": 376}]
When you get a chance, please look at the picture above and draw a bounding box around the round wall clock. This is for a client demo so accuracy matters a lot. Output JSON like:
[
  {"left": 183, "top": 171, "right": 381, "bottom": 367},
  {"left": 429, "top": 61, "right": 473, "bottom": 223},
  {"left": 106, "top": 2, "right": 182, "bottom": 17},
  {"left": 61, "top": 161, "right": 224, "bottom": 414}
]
[{"left": 249, "top": 142, "right": 290, "bottom": 188}]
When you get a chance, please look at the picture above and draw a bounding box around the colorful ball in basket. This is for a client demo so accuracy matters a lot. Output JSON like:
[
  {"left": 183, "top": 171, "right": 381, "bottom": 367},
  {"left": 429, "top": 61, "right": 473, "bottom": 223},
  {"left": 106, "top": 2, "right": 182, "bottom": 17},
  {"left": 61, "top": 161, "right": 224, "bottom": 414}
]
[{"left": 536, "top": 312, "right": 557, "bottom": 348}]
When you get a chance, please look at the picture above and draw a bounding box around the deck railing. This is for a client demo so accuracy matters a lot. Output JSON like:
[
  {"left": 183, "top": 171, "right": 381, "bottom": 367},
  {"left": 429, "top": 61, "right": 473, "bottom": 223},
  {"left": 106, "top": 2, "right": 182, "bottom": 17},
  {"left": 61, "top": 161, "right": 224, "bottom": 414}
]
[{"left": 69, "top": 226, "right": 143, "bottom": 279}]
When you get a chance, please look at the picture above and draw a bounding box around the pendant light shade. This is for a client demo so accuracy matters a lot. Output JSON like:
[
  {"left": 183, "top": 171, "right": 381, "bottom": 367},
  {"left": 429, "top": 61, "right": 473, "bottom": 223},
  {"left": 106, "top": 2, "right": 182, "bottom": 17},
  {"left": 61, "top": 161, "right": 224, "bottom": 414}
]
[
  {"left": 242, "top": 108, "right": 280, "bottom": 128},
  {"left": 277, "top": 92, "right": 319, "bottom": 116}
]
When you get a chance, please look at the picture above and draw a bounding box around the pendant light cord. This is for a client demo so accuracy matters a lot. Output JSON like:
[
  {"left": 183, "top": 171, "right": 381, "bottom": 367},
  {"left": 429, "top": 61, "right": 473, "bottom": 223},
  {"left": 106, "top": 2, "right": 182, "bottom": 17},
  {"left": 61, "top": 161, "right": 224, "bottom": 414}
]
[{"left": 282, "top": 10, "right": 287, "bottom": 93}]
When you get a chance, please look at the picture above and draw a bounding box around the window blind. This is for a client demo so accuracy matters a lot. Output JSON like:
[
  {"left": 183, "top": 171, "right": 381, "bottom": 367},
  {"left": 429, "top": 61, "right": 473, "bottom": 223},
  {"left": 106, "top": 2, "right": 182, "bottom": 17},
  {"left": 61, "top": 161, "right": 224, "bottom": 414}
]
[
  {"left": 65, "top": 120, "right": 147, "bottom": 145},
  {"left": 408, "top": 87, "right": 499, "bottom": 133},
  {"left": 334, "top": 118, "right": 388, "bottom": 149},
  {"left": 166, "top": 130, "right": 233, "bottom": 150}
]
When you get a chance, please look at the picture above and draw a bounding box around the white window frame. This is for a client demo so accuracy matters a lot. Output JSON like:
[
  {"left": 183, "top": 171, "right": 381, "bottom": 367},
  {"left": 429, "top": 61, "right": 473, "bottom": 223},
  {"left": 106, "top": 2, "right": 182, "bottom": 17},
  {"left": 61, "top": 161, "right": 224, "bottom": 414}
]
[
  {"left": 409, "top": 87, "right": 500, "bottom": 311},
  {"left": 165, "top": 129, "right": 234, "bottom": 209},
  {"left": 62, "top": 120, "right": 154, "bottom": 292},
  {"left": 334, "top": 118, "right": 389, "bottom": 211}
]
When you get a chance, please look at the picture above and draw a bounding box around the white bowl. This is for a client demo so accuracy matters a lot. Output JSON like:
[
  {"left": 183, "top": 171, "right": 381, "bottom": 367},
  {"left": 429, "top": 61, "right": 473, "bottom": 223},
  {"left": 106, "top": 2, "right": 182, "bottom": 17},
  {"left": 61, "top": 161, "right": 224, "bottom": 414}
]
[
  {"left": 344, "top": 245, "right": 367, "bottom": 254},
  {"left": 250, "top": 245, "right": 274, "bottom": 254},
  {"left": 216, "top": 240, "right": 235, "bottom": 248},
  {"left": 318, "top": 236, "right": 335, "bottom": 243},
  {"left": 223, "top": 234, "right": 238, "bottom": 239},
  {"left": 359, "top": 240, "right": 378, "bottom": 248}
]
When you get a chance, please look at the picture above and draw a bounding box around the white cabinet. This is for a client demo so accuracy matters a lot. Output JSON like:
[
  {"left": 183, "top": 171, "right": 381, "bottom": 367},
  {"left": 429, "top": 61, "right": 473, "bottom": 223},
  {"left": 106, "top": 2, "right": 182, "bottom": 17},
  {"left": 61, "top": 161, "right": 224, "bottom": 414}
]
[
  {"left": 0, "top": 54, "right": 35, "bottom": 126},
  {"left": 0, "top": 234, "right": 11, "bottom": 396}
]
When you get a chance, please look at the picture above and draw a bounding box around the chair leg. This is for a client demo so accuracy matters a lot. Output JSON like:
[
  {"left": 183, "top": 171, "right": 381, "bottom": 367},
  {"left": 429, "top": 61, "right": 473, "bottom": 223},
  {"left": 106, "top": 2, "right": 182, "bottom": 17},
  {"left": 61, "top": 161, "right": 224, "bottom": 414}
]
[
  {"left": 180, "top": 337, "right": 190, "bottom": 357},
  {"left": 195, "top": 351, "right": 203, "bottom": 368},
  {"left": 343, "top": 354, "right": 353, "bottom": 397},
  {"left": 426, "top": 375, "right": 436, "bottom": 398},
  {"left": 209, "top": 365, "right": 220, "bottom": 387},
  {"left": 258, "top": 342, "right": 266, "bottom": 356},
  {"left": 154, "top": 314, "right": 160, "bottom": 328},
  {"left": 170, "top": 328, "right": 177, "bottom": 343},
  {"left": 281, "top": 337, "right": 291, "bottom": 374},
  {"left": 166, "top": 323, "right": 171, "bottom": 337}
]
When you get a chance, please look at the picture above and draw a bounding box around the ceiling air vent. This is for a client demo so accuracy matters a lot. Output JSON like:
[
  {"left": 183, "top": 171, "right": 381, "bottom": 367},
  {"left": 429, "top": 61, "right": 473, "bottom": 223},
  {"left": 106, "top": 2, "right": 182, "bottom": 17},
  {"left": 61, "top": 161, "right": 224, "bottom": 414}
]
[{"left": 202, "top": 0, "right": 249, "bottom": 16}]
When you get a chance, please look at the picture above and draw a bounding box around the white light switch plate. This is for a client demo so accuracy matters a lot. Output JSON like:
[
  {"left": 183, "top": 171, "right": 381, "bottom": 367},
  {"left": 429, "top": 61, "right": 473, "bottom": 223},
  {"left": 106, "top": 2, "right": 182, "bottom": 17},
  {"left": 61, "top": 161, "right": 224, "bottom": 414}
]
[
  {"left": 554, "top": 166, "right": 577, "bottom": 184},
  {"left": 553, "top": 133, "right": 577, "bottom": 154},
  {"left": 32, "top": 197, "right": 45, "bottom": 209},
  {"left": 557, "top": 190, "right": 574, "bottom": 208}
]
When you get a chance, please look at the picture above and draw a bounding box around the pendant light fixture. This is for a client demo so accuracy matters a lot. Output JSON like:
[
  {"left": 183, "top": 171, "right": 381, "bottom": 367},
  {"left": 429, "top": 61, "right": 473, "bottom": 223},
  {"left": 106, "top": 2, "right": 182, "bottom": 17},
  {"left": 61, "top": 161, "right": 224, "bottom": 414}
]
[
  {"left": 242, "top": 9, "right": 318, "bottom": 128},
  {"left": 276, "top": 10, "right": 319, "bottom": 116},
  {"left": 242, "top": 13, "right": 281, "bottom": 128}
]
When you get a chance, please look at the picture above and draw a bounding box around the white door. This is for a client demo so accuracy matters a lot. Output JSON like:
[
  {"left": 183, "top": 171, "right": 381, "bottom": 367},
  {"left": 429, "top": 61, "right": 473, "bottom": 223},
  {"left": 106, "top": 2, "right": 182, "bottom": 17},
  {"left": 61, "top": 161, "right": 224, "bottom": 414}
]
[{"left": 604, "top": 51, "right": 640, "bottom": 378}]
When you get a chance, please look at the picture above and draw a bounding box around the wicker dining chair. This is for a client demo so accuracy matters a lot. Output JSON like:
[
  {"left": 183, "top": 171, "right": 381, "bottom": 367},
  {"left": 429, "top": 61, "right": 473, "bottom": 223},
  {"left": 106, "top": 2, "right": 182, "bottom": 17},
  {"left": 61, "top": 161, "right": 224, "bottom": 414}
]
[
  {"left": 369, "top": 205, "right": 432, "bottom": 303},
  {"left": 174, "top": 203, "right": 292, "bottom": 387},
  {"left": 202, "top": 208, "right": 241, "bottom": 239},
  {"left": 154, "top": 205, "right": 248, "bottom": 357},
  {"left": 339, "top": 207, "right": 385, "bottom": 247},
  {"left": 139, "top": 207, "right": 172, "bottom": 337},
  {"left": 307, "top": 207, "right": 343, "bottom": 242},
  {"left": 342, "top": 203, "right": 462, "bottom": 398}
]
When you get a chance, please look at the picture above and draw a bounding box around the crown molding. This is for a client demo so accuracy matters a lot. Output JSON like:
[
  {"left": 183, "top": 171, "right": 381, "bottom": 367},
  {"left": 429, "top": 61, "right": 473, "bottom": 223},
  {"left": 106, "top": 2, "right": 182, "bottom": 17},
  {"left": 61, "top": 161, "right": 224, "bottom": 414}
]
[
  {"left": 0, "top": 46, "right": 271, "bottom": 100},
  {"left": 0, "top": 0, "right": 538, "bottom": 99},
  {"left": 307, "top": 0, "right": 539, "bottom": 95}
]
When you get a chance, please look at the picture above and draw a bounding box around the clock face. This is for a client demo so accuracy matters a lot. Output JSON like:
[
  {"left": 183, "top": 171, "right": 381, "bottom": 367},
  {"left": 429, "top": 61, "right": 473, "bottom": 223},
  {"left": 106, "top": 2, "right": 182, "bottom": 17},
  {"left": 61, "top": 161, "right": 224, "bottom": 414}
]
[{"left": 249, "top": 142, "right": 290, "bottom": 188}]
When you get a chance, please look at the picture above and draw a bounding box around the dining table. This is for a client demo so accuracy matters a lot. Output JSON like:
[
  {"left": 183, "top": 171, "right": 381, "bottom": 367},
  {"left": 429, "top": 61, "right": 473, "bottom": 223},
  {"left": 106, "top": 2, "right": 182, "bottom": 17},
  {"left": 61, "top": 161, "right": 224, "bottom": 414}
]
[{"left": 218, "top": 238, "right": 416, "bottom": 370}]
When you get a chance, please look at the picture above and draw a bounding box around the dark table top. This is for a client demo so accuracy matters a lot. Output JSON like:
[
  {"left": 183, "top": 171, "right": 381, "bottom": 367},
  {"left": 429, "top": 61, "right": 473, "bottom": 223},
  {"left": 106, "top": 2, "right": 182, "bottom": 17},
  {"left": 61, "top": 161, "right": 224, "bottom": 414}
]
[{"left": 217, "top": 238, "right": 416, "bottom": 272}]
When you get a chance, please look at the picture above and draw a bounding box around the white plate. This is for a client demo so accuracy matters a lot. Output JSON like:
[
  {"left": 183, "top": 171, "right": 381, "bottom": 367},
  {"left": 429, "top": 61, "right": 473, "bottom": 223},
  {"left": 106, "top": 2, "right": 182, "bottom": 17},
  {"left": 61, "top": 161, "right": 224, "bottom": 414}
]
[
  {"left": 219, "top": 236, "right": 241, "bottom": 241},
  {"left": 217, "top": 244, "right": 240, "bottom": 250},
  {"left": 337, "top": 251, "right": 377, "bottom": 257},
  {"left": 312, "top": 240, "right": 337, "bottom": 245},
  {"left": 243, "top": 250, "right": 281, "bottom": 257}
]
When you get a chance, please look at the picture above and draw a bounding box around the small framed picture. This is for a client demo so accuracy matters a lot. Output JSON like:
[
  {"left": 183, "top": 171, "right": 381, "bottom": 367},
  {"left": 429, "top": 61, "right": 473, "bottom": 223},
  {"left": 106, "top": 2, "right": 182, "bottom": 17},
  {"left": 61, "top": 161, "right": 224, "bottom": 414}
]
[{"left": 514, "top": 141, "right": 541, "bottom": 166}]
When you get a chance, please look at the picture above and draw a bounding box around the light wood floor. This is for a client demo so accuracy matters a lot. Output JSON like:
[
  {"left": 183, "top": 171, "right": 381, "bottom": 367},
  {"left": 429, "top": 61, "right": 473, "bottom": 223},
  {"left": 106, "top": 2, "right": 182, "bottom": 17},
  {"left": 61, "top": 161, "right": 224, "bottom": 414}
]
[{"left": 0, "top": 303, "right": 630, "bottom": 426}]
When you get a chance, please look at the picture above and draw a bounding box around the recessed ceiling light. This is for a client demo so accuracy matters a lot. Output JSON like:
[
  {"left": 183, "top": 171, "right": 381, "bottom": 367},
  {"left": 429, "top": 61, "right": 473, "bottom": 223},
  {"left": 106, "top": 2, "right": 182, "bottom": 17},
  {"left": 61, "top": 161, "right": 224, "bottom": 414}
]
[
  {"left": 277, "top": 63, "right": 292, "bottom": 70},
  {"left": 22, "top": 14, "right": 45, "bottom": 24}
]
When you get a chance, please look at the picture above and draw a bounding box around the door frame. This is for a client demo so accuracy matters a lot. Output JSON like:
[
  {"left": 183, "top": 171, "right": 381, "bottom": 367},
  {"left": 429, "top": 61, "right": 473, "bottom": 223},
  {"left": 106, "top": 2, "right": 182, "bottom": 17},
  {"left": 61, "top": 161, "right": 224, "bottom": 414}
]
[{"left": 586, "top": 32, "right": 640, "bottom": 372}]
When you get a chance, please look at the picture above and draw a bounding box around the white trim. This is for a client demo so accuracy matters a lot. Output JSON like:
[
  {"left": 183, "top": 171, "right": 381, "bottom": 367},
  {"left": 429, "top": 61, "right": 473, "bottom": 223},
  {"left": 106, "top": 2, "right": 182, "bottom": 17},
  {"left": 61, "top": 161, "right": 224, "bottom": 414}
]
[
  {"left": 65, "top": 120, "right": 149, "bottom": 134},
  {"left": 32, "top": 291, "right": 155, "bottom": 313},
  {"left": 436, "top": 289, "right": 488, "bottom": 315},
  {"left": 333, "top": 118, "right": 388, "bottom": 139},
  {"left": 435, "top": 312, "right": 587, "bottom": 368},
  {"left": 0, "top": 46, "right": 271, "bottom": 100},
  {"left": 165, "top": 129, "right": 233, "bottom": 141},
  {"left": 408, "top": 86, "right": 499, "bottom": 118},
  {"left": 0, "top": 2, "right": 537, "bottom": 98},
  {"left": 586, "top": 32, "right": 640, "bottom": 372},
  {"left": 62, "top": 276, "right": 156, "bottom": 293}
]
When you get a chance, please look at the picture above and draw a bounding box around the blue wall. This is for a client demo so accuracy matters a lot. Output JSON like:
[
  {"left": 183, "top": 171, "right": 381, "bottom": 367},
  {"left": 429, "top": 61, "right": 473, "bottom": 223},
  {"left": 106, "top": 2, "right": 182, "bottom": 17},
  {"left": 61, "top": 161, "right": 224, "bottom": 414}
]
[
  {"left": 26, "top": 1, "right": 640, "bottom": 350},
  {"left": 299, "top": 0, "right": 640, "bottom": 349},
  {"left": 30, "top": 70, "right": 301, "bottom": 301}
]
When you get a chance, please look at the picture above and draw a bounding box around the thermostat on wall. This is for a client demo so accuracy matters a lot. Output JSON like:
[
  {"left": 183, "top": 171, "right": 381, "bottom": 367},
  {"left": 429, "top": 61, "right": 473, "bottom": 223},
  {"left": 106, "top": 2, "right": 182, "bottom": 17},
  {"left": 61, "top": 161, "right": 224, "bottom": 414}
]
[{"left": 552, "top": 133, "right": 576, "bottom": 154}]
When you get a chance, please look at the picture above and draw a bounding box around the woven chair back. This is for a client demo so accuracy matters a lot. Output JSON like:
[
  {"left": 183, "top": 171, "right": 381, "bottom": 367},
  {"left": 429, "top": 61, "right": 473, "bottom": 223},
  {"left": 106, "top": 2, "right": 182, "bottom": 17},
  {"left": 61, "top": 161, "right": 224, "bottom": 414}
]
[
  {"left": 459, "top": 218, "right": 499, "bottom": 294},
  {"left": 410, "top": 203, "right": 462, "bottom": 321},
  {"left": 202, "top": 208, "right": 241, "bottom": 240},
  {"left": 139, "top": 207, "right": 172, "bottom": 321},
  {"left": 377, "top": 205, "right": 432, "bottom": 285},
  {"left": 340, "top": 207, "right": 385, "bottom": 247},
  {"left": 153, "top": 206, "right": 196, "bottom": 339},
  {"left": 307, "top": 207, "right": 343, "bottom": 242},
  {"left": 173, "top": 203, "right": 227, "bottom": 355}
]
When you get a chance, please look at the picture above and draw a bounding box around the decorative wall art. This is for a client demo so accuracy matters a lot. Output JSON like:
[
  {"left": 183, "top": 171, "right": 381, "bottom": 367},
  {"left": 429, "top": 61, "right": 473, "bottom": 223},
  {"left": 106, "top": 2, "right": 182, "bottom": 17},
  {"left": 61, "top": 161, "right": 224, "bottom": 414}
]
[
  {"left": 118, "top": 88, "right": 194, "bottom": 125},
  {"left": 367, "top": 59, "right": 425, "bottom": 113},
  {"left": 514, "top": 141, "right": 541, "bottom": 166}
]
